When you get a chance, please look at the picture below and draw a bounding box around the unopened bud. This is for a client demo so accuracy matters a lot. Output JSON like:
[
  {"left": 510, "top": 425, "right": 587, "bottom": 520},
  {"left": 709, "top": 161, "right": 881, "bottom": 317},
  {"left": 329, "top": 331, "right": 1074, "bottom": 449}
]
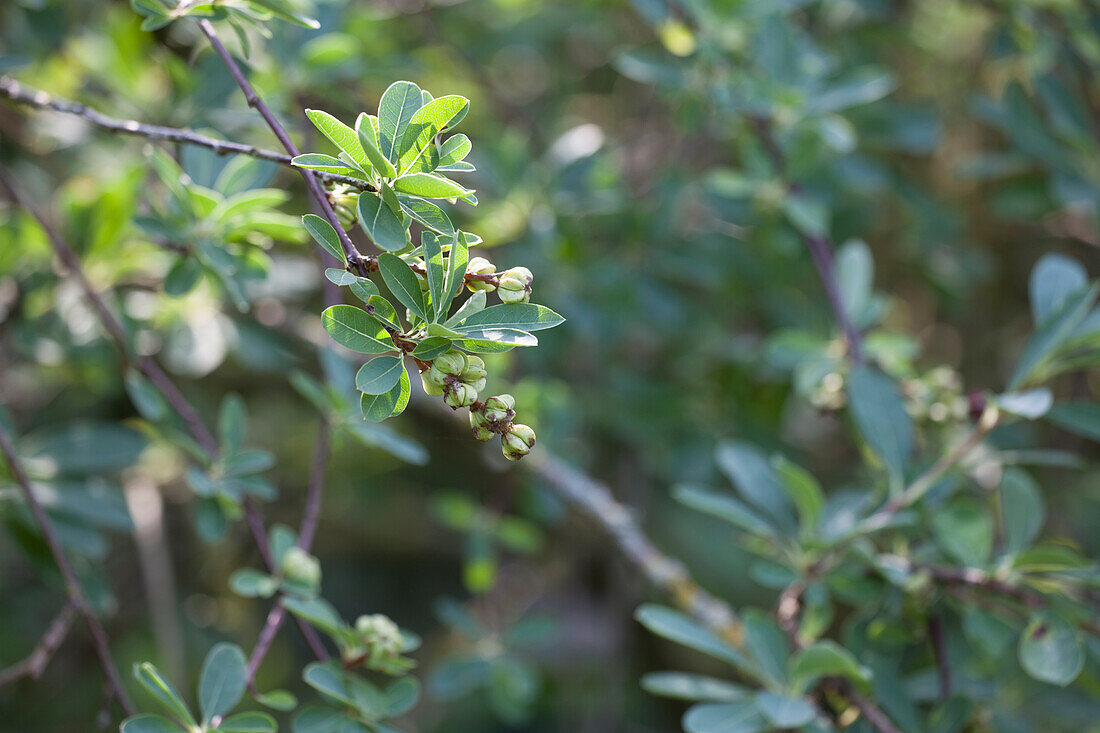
[
  {"left": 501, "top": 423, "right": 535, "bottom": 461},
  {"left": 445, "top": 382, "right": 478, "bottom": 409},
  {"left": 483, "top": 394, "right": 515, "bottom": 423},
  {"left": 280, "top": 547, "right": 321, "bottom": 588},
  {"left": 497, "top": 266, "right": 532, "bottom": 304},
  {"left": 354, "top": 613, "right": 403, "bottom": 657},
  {"left": 434, "top": 350, "right": 468, "bottom": 376},
  {"left": 470, "top": 410, "right": 493, "bottom": 441},
  {"left": 465, "top": 257, "right": 496, "bottom": 292},
  {"left": 421, "top": 371, "right": 445, "bottom": 396},
  {"left": 460, "top": 356, "right": 487, "bottom": 383},
  {"left": 329, "top": 185, "right": 359, "bottom": 230}
]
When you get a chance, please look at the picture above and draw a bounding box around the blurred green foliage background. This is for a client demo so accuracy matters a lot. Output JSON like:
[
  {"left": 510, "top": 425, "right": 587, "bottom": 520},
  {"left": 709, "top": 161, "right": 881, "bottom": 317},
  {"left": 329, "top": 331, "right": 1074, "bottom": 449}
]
[{"left": 1, "top": 0, "right": 1099, "bottom": 730}]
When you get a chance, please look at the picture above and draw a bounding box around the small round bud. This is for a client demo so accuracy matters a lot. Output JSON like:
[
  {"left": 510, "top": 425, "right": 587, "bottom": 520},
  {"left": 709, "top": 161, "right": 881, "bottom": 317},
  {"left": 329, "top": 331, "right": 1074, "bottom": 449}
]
[
  {"left": 425, "top": 364, "right": 449, "bottom": 389},
  {"left": 470, "top": 410, "right": 493, "bottom": 441},
  {"left": 465, "top": 257, "right": 496, "bottom": 292},
  {"left": 280, "top": 547, "right": 321, "bottom": 588},
  {"left": 497, "top": 267, "right": 532, "bottom": 304},
  {"left": 354, "top": 613, "right": 403, "bottom": 658},
  {"left": 421, "top": 371, "right": 445, "bottom": 396},
  {"left": 466, "top": 377, "right": 486, "bottom": 393},
  {"left": 445, "top": 382, "right": 478, "bottom": 409},
  {"left": 483, "top": 394, "right": 515, "bottom": 422},
  {"left": 460, "top": 356, "right": 487, "bottom": 383},
  {"left": 501, "top": 423, "right": 535, "bottom": 461},
  {"left": 434, "top": 350, "right": 468, "bottom": 377}
]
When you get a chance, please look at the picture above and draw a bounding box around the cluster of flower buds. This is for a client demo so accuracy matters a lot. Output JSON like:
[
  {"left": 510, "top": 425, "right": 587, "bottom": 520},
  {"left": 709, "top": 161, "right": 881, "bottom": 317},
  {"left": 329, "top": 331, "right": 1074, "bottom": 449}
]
[
  {"left": 904, "top": 366, "right": 968, "bottom": 426},
  {"left": 421, "top": 350, "right": 487, "bottom": 409},
  {"left": 468, "top": 394, "right": 536, "bottom": 460},
  {"left": 327, "top": 184, "right": 360, "bottom": 231},
  {"left": 464, "top": 257, "right": 534, "bottom": 304},
  {"left": 354, "top": 613, "right": 404, "bottom": 660}
]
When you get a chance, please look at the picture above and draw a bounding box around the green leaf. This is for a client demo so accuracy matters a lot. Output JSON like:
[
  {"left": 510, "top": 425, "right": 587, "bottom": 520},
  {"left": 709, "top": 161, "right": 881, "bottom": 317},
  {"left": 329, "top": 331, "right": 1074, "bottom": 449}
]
[
  {"left": 1009, "top": 283, "right": 1099, "bottom": 389},
  {"left": 741, "top": 610, "right": 788, "bottom": 687},
  {"left": 361, "top": 368, "right": 411, "bottom": 422},
  {"left": 1019, "top": 615, "right": 1084, "bottom": 686},
  {"left": 753, "top": 692, "right": 815, "bottom": 729},
  {"left": 1001, "top": 468, "right": 1044, "bottom": 554},
  {"left": 683, "top": 702, "right": 766, "bottom": 733},
  {"left": 125, "top": 370, "right": 168, "bottom": 422},
  {"left": 411, "top": 336, "right": 452, "bottom": 360},
  {"left": 199, "top": 643, "right": 248, "bottom": 722},
  {"left": 933, "top": 498, "right": 993, "bottom": 566},
  {"left": 246, "top": 0, "right": 319, "bottom": 27},
  {"left": 439, "top": 232, "right": 469, "bottom": 319},
  {"left": 23, "top": 421, "right": 146, "bottom": 475},
  {"left": 303, "top": 214, "right": 346, "bottom": 265},
  {"left": 1030, "top": 253, "right": 1087, "bottom": 325},
  {"left": 303, "top": 663, "right": 355, "bottom": 707},
  {"left": 1047, "top": 401, "right": 1100, "bottom": 441},
  {"left": 377, "top": 81, "right": 424, "bottom": 163},
  {"left": 215, "top": 711, "right": 277, "bottom": 732},
  {"left": 836, "top": 239, "right": 873, "bottom": 323},
  {"left": 782, "top": 193, "right": 829, "bottom": 238},
  {"left": 367, "top": 295, "right": 402, "bottom": 331},
  {"left": 357, "top": 193, "right": 409, "bottom": 251},
  {"left": 120, "top": 714, "right": 182, "bottom": 733},
  {"left": 635, "top": 605, "right": 752, "bottom": 672},
  {"left": 399, "top": 196, "right": 455, "bottom": 236},
  {"left": 292, "top": 706, "right": 361, "bottom": 733},
  {"left": 673, "top": 483, "right": 776, "bottom": 537},
  {"left": 281, "top": 597, "right": 344, "bottom": 637},
  {"left": 997, "top": 388, "right": 1053, "bottom": 418},
  {"left": 134, "top": 662, "right": 197, "bottom": 727},
  {"left": 218, "top": 395, "right": 246, "bottom": 455},
  {"left": 771, "top": 455, "right": 824, "bottom": 537},
  {"left": 305, "top": 109, "right": 369, "bottom": 170},
  {"left": 847, "top": 365, "right": 913, "bottom": 480},
  {"left": 422, "top": 234, "right": 445, "bottom": 322},
  {"left": 437, "top": 134, "right": 472, "bottom": 168},
  {"left": 165, "top": 257, "right": 203, "bottom": 296},
  {"left": 456, "top": 328, "right": 538, "bottom": 347},
  {"left": 714, "top": 442, "right": 796, "bottom": 532},
  {"left": 393, "top": 173, "right": 472, "bottom": 200},
  {"left": 398, "top": 95, "right": 470, "bottom": 175},
  {"left": 356, "top": 356, "right": 405, "bottom": 395},
  {"left": 229, "top": 568, "right": 278, "bottom": 598},
  {"left": 384, "top": 676, "right": 420, "bottom": 716},
  {"left": 640, "top": 673, "right": 747, "bottom": 702},
  {"left": 444, "top": 290, "right": 484, "bottom": 328},
  {"left": 355, "top": 113, "right": 396, "bottom": 178},
  {"left": 291, "top": 154, "right": 363, "bottom": 176},
  {"left": 254, "top": 690, "right": 297, "bottom": 711},
  {"left": 321, "top": 305, "right": 394, "bottom": 354},
  {"left": 789, "top": 640, "right": 871, "bottom": 690},
  {"left": 377, "top": 253, "right": 427, "bottom": 322},
  {"left": 454, "top": 303, "right": 564, "bottom": 332}
]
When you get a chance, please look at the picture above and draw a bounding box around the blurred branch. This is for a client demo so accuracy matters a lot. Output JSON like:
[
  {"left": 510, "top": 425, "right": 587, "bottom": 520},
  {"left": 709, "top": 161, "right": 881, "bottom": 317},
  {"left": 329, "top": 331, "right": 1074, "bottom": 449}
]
[
  {"left": 0, "top": 424, "right": 135, "bottom": 715},
  {"left": 0, "top": 76, "right": 373, "bottom": 192},
  {"left": 0, "top": 602, "right": 76, "bottom": 688},
  {"left": 748, "top": 116, "right": 865, "bottom": 365},
  {"left": 927, "top": 614, "right": 951, "bottom": 700},
  {"left": 0, "top": 168, "right": 329, "bottom": 664}
]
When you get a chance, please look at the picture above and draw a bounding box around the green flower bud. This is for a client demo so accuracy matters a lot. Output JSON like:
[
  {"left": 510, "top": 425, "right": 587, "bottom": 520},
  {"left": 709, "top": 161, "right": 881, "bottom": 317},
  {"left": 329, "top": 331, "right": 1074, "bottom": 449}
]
[
  {"left": 465, "top": 257, "right": 496, "bottom": 292},
  {"left": 354, "top": 613, "right": 403, "bottom": 657},
  {"left": 483, "top": 394, "right": 515, "bottom": 423},
  {"left": 497, "top": 266, "right": 532, "bottom": 304},
  {"left": 470, "top": 409, "right": 494, "bottom": 441},
  {"left": 434, "top": 350, "right": 468, "bottom": 376},
  {"left": 466, "top": 377, "right": 487, "bottom": 393},
  {"left": 445, "top": 382, "right": 478, "bottom": 409},
  {"left": 460, "top": 355, "right": 487, "bottom": 383},
  {"left": 328, "top": 185, "right": 359, "bottom": 230},
  {"left": 280, "top": 547, "right": 321, "bottom": 588},
  {"left": 501, "top": 423, "right": 535, "bottom": 461},
  {"left": 421, "top": 371, "right": 445, "bottom": 396},
  {"left": 425, "top": 364, "right": 449, "bottom": 389}
]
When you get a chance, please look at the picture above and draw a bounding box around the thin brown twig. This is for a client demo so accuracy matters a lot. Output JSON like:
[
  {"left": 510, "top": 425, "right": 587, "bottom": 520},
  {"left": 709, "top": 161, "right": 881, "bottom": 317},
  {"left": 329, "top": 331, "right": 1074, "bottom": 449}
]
[
  {"left": 0, "top": 424, "right": 135, "bottom": 715},
  {"left": 0, "top": 602, "right": 77, "bottom": 687},
  {"left": 927, "top": 614, "right": 951, "bottom": 700},
  {"left": 0, "top": 75, "right": 374, "bottom": 192}
]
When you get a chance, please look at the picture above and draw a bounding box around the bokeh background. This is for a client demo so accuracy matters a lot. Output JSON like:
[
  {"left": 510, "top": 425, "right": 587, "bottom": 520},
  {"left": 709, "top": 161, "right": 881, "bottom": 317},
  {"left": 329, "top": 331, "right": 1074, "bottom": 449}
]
[{"left": 1, "top": 0, "right": 1099, "bottom": 730}]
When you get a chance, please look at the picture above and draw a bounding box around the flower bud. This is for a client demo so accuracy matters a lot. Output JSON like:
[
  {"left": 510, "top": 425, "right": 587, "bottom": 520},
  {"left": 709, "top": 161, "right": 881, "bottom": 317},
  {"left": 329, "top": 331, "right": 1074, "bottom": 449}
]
[
  {"left": 354, "top": 613, "right": 403, "bottom": 657},
  {"left": 483, "top": 394, "right": 515, "bottom": 423},
  {"left": 421, "top": 371, "right": 445, "bottom": 396},
  {"left": 470, "top": 409, "right": 494, "bottom": 441},
  {"left": 445, "top": 382, "right": 478, "bottom": 409},
  {"left": 501, "top": 423, "right": 535, "bottom": 461},
  {"left": 465, "top": 257, "right": 496, "bottom": 292},
  {"left": 460, "top": 355, "right": 487, "bottom": 383},
  {"left": 466, "top": 377, "right": 486, "bottom": 393},
  {"left": 425, "top": 364, "right": 449, "bottom": 389},
  {"left": 328, "top": 185, "right": 359, "bottom": 230},
  {"left": 497, "top": 266, "right": 532, "bottom": 304},
  {"left": 434, "top": 350, "right": 468, "bottom": 377},
  {"left": 280, "top": 547, "right": 321, "bottom": 588}
]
